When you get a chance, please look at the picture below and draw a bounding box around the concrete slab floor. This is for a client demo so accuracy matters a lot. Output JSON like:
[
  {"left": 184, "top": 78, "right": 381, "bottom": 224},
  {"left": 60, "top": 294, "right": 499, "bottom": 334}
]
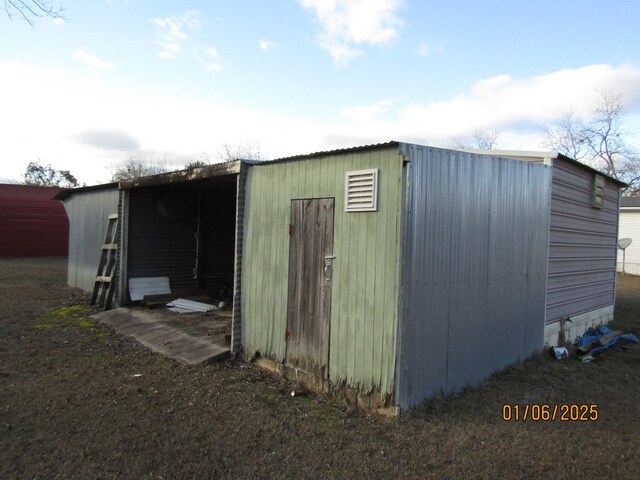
[{"left": 93, "top": 307, "right": 231, "bottom": 364}]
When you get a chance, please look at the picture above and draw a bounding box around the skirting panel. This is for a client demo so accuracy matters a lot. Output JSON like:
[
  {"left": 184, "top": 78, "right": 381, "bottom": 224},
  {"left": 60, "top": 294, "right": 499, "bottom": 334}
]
[{"left": 544, "top": 305, "right": 615, "bottom": 346}]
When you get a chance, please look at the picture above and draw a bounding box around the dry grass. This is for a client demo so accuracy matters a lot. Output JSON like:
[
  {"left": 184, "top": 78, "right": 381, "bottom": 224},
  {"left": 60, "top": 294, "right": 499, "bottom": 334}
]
[{"left": 1, "top": 258, "right": 639, "bottom": 479}]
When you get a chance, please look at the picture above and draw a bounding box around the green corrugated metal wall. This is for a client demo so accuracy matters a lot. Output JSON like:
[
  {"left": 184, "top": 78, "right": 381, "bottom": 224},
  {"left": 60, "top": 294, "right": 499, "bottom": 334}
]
[{"left": 241, "top": 146, "right": 404, "bottom": 396}]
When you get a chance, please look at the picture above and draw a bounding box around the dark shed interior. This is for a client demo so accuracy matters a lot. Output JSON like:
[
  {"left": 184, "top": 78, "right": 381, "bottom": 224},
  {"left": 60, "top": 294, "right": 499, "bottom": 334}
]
[{"left": 125, "top": 174, "right": 237, "bottom": 303}]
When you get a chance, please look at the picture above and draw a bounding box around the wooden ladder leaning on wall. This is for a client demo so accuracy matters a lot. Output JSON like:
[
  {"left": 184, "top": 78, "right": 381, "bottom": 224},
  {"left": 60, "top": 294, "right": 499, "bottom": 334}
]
[{"left": 91, "top": 213, "right": 119, "bottom": 310}]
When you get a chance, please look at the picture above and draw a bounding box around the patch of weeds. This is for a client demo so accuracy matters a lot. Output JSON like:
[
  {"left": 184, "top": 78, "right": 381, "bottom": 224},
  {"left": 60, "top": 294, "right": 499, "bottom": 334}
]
[
  {"left": 76, "top": 320, "right": 96, "bottom": 329},
  {"left": 48, "top": 305, "right": 89, "bottom": 319},
  {"left": 33, "top": 322, "right": 55, "bottom": 329},
  {"left": 35, "top": 304, "right": 98, "bottom": 332}
]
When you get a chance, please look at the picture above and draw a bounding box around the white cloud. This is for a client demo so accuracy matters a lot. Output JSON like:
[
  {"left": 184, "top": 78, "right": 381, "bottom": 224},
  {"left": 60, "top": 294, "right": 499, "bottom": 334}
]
[
  {"left": 152, "top": 10, "right": 201, "bottom": 60},
  {"left": 334, "top": 64, "right": 640, "bottom": 148},
  {"left": 1, "top": 61, "right": 639, "bottom": 186},
  {"left": 416, "top": 42, "right": 430, "bottom": 58},
  {"left": 416, "top": 39, "right": 445, "bottom": 58},
  {"left": 199, "top": 47, "right": 221, "bottom": 72},
  {"left": 152, "top": 11, "right": 222, "bottom": 73},
  {"left": 339, "top": 99, "right": 393, "bottom": 123},
  {"left": 299, "top": 0, "right": 403, "bottom": 64},
  {"left": 72, "top": 49, "right": 113, "bottom": 70},
  {"left": 0, "top": 61, "right": 319, "bottom": 184},
  {"left": 259, "top": 39, "right": 277, "bottom": 51}
]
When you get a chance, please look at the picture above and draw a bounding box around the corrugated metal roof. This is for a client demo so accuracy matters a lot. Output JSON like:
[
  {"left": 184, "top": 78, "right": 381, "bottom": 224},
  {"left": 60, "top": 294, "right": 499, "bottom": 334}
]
[
  {"left": 249, "top": 141, "right": 400, "bottom": 166},
  {"left": 55, "top": 182, "right": 118, "bottom": 200},
  {"left": 621, "top": 196, "right": 640, "bottom": 208},
  {"left": 461, "top": 149, "right": 627, "bottom": 187}
]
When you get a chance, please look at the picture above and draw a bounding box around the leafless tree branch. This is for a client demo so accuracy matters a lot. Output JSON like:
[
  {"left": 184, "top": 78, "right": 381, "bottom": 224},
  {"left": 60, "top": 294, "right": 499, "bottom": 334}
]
[
  {"left": 452, "top": 127, "right": 502, "bottom": 150},
  {"left": 4, "top": 0, "right": 65, "bottom": 26},
  {"left": 542, "top": 90, "right": 640, "bottom": 195}
]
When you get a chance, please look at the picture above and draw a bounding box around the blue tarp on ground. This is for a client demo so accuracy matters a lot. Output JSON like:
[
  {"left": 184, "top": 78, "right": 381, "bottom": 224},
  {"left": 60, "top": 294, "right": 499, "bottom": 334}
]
[{"left": 575, "top": 325, "right": 639, "bottom": 356}]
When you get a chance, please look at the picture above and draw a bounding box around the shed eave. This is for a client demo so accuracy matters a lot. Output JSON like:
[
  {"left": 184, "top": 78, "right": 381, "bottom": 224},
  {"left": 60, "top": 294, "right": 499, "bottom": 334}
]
[
  {"left": 54, "top": 182, "right": 118, "bottom": 201},
  {"left": 460, "top": 148, "right": 559, "bottom": 160},
  {"left": 460, "top": 148, "right": 627, "bottom": 187},
  {"left": 119, "top": 161, "right": 241, "bottom": 190},
  {"left": 251, "top": 141, "right": 400, "bottom": 166}
]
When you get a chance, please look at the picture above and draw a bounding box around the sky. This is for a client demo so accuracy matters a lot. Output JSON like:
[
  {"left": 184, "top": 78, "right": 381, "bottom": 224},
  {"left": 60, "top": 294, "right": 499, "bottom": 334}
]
[{"left": 1, "top": 0, "right": 640, "bottom": 185}]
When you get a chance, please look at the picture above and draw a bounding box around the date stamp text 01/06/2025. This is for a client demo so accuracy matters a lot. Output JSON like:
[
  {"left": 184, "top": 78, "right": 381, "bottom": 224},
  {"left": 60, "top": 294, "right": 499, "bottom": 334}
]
[{"left": 502, "top": 404, "right": 598, "bottom": 422}]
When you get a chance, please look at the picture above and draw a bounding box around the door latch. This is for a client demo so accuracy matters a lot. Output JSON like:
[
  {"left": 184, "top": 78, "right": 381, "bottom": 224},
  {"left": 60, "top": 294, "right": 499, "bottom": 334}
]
[{"left": 323, "top": 255, "right": 335, "bottom": 281}]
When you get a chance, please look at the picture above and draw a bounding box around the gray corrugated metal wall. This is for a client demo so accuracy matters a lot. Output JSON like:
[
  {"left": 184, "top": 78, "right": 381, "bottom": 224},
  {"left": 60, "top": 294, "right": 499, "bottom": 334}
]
[
  {"left": 126, "top": 179, "right": 237, "bottom": 302},
  {"left": 63, "top": 187, "right": 120, "bottom": 292},
  {"left": 397, "top": 145, "right": 551, "bottom": 410},
  {"left": 127, "top": 188, "right": 200, "bottom": 294},
  {"left": 231, "top": 164, "right": 248, "bottom": 353},
  {"left": 545, "top": 157, "right": 620, "bottom": 324}
]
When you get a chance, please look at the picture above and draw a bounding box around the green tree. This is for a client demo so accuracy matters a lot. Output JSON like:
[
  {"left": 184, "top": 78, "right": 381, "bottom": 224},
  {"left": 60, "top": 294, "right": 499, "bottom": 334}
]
[
  {"left": 23, "top": 159, "right": 78, "bottom": 188},
  {"left": 184, "top": 160, "right": 210, "bottom": 170}
]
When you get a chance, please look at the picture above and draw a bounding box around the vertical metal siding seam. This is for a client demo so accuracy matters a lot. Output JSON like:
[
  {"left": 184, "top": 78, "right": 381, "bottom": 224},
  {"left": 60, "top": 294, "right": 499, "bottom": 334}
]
[
  {"left": 231, "top": 163, "right": 247, "bottom": 353},
  {"left": 396, "top": 144, "right": 412, "bottom": 408},
  {"left": 542, "top": 162, "right": 554, "bottom": 327},
  {"left": 118, "top": 189, "right": 129, "bottom": 307}
]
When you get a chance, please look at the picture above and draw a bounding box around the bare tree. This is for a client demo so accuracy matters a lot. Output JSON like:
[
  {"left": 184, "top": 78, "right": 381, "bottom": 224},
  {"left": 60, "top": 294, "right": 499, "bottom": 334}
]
[
  {"left": 4, "top": 0, "right": 65, "bottom": 25},
  {"left": 542, "top": 91, "right": 640, "bottom": 195},
  {"left": 541, "top": 115, "right": 588, "bottom": 161},
  {"left": 111, "top": 153, "right": 170, "bottom": 181},
  {"left": 219, "top": 142, "right": 262, "bottom": 162},
  {"left": 452, "top": 127, "right": 502, "bottom": 150}
]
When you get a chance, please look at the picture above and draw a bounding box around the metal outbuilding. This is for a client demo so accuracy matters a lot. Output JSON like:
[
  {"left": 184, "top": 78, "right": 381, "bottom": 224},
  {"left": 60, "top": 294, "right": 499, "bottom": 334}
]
[
  {"left": 241, "top": 142, "right": 624, "bottom": 412},
  {"left": 241, "top": 143, "right": 553, "bottom": 412},
  {"left": 55, "top": 183, "right": 120, "bottom": 293},
  {"left": 59, "top": 141, "right": 625, "bottom": 413},
  {"left": 468, "top": 150, "right": 626, "bottom": 346},
  {"left": 0, "top": 184, "right": 69, "bottom": 257}
]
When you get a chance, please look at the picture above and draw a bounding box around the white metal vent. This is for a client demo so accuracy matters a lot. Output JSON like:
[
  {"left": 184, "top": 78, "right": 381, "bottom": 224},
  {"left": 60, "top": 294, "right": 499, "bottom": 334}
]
[{"left": 345, "top": 168, "right": 378, "bottom": 212}]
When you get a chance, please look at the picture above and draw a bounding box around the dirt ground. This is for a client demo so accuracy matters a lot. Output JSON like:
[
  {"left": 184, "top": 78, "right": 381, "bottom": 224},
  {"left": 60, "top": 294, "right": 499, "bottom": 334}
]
[{"left": 1, "top": 258, "right": 639, "bottom": 479}]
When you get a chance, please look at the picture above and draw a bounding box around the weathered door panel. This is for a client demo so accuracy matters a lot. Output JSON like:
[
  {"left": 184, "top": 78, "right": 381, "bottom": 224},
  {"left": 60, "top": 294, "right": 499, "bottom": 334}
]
[{"left": 286, "top": 198, "right": 334, "bottom": 378}]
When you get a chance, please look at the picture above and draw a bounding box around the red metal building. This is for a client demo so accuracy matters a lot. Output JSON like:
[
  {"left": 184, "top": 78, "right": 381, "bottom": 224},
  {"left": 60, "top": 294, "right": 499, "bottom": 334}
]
[{"left": 0, "top": 184, "right": 69, "bottom": 257}]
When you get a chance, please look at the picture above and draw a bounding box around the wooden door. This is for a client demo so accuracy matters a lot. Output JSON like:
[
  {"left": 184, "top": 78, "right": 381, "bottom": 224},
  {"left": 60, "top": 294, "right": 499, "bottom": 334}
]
[{"left": 286, "top": 198, "right": 335, "bottom": 378}]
